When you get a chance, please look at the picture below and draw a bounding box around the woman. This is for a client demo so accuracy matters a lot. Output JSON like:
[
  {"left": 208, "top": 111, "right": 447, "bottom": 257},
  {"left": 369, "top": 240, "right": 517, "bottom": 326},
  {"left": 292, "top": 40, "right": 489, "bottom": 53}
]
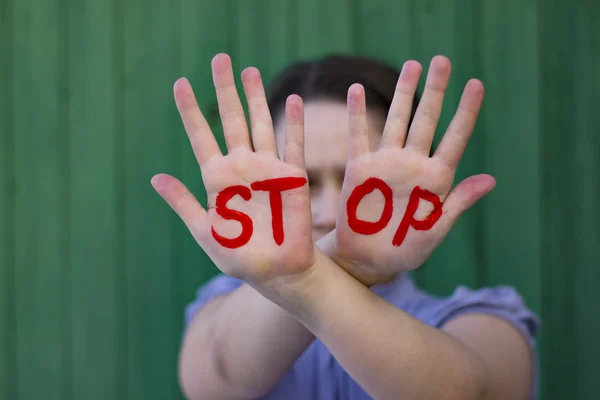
[{"left": 151, "top": 53, "right": 539, "bottom": 400}]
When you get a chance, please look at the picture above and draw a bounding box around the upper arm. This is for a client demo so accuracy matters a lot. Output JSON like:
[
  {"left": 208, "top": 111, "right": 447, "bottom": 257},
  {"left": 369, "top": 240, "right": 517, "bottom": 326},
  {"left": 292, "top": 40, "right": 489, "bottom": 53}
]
[{"left": 442, "top": 314, "right": 533, "bottom": 400}]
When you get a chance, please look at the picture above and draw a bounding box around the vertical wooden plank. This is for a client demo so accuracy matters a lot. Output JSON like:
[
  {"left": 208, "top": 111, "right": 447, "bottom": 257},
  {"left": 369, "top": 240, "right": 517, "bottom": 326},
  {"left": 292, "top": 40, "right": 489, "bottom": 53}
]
[
  {"left": 0, "top": 0, "right": 16, "bottom": 398},
  {"left": 296, "top": 0, "right": 354, "bottom": 59},
  {"left": 355, "top": 0, "right": 413, "bottom": 65},
  {"left": 479, "top": 0, "right": 541, "bottom": 306},
  {"left": 538, "top": 2, "right": 576, "bottom": 398},
  {"left": 409, "top": 0, "right": 481, "bottom": 294},
  {"left": 114, "top": 0, "right": 128, "bottom": 396},
  {"left": 13, "top": 0, "right": 70, "bottom": 398},
  {"left": 123, "top": 0, "right": 180, "bottom": 397},
  {"left": 177, "top": 0, "right": 234, "bottom": 337},
  {"left": 295, "top": 0, "right": 320, "bottom": 58},
  {"left": 319, "top": 0, "right": 354, "bottom": 54},
  {"left": 572, "top": 4, "right": 600, "bottom": 398},
  {"left": 68, "top": 0, "right": 120, "bottom": 398},
  {"left": 540, "top": 0, "right": 600, "bottom": 398},
  {"left": 236, "top": 0, "right": 270, "bottom": 75},
  {"left": 236, "top": 0, "right": 295, "bottom": 80},
  {"left": 480, "top": 1, "right": 543, "bottom": 395},
  {"left": 264, "top": 0, "right": 296, "bottom": 81}
]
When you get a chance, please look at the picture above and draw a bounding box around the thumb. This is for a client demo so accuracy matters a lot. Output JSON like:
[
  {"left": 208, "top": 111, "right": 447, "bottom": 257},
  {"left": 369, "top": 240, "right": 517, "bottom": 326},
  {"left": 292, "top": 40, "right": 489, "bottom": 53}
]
[
  {"left": 443, "top": 174, "right": 496, "bottom": 223},
  {"left": 151, "top": 173, "right": 208, "bottom": 238}
]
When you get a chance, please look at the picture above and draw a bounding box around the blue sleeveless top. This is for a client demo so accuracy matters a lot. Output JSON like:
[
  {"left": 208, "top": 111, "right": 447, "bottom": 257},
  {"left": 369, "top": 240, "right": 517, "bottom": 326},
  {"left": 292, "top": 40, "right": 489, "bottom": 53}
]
[{"left": 185, "top": 273, "right": 540, "bottom": 399}]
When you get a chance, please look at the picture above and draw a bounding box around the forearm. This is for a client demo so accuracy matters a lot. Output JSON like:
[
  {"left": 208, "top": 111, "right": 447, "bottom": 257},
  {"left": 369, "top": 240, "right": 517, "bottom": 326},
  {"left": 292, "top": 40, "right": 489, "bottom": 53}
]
[
  {"left": 279, "top": 250, "right": 490, "bottom": 400},
  {"left": 179, "top": 283, "right": 314, "bottom": 400},
  {"left": 178, "top": 233, "right": 371, "bottom": 400},
  {"left": 316, "top": 230, "right": 399, "bottom": 287}
]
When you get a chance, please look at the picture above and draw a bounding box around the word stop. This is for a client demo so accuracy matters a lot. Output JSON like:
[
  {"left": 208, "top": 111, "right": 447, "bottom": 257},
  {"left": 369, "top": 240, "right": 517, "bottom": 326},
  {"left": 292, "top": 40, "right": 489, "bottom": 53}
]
[{"left": 211, "top": 176, "right": 443, "bottom": 249}]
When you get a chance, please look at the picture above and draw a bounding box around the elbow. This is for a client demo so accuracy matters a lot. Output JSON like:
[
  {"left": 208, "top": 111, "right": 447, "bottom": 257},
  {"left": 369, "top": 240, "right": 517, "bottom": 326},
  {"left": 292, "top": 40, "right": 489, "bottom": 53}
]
[
  {"left": 178, "top": 350, "right": 205, "bottom": 400},
  {"left": 178, "top": 371, "right": 197, "bottom": 400},
  {"left": 178, "top": 352, "right": 228, "bottom": 400},
  {"left": 178, "top": 346, "right": 235, "bottom": 400},
  {"left": 452, "top": 358, "right": 491, "bottom": 400},
  {"left": 178, "top": 330, "right": 228, "bottom": 400},
  {"left": 178, "top": 337, "right": 269, "bottom": 400}
]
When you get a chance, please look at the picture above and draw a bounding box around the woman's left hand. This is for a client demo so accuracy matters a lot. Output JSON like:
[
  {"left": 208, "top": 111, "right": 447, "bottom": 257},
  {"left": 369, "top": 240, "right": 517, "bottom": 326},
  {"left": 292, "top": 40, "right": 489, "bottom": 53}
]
[{"left": 329, "top": 56, "right": 496, "bottom": 286}]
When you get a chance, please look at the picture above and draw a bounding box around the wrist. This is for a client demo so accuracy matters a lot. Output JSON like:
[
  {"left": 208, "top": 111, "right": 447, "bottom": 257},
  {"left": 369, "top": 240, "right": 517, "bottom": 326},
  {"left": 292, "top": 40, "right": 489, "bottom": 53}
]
[
  {"left": 272, "top": 249, "right": 392, "bottom": 337},
  {"left": 254, "top": 249, "right": 341, "bottom": 324},
  {"left": 315, "top": 231, "right": 393, "bottom": 287}
]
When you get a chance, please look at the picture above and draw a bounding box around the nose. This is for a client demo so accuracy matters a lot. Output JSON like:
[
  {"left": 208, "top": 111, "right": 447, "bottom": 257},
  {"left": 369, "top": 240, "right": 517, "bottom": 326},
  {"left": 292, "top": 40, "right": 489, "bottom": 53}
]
[{"left": 312, "top": 182, "right": 340, "bottom": 232}]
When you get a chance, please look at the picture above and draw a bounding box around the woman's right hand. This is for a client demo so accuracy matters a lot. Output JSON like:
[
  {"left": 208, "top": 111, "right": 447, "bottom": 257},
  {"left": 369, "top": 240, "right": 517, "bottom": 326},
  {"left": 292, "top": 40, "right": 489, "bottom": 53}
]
[{"left": 151, "top": 54, "right": 316, "bottom": 291}]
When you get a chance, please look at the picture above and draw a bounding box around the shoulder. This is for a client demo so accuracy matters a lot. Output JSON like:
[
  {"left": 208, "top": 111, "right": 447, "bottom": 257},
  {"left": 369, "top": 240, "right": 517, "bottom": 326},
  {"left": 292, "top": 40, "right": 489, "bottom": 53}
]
[
  {"left": 411, "top": 282, "right": 540, "bottom": 341},
  {"left": 380, "top": 274, "right": 540, "bottom": 358},
  {"left": 399, "top": 278, "right": 540, "bottom": 400},
  {"left": 387, "top": 276, "right": 540, "bottom": 343}
]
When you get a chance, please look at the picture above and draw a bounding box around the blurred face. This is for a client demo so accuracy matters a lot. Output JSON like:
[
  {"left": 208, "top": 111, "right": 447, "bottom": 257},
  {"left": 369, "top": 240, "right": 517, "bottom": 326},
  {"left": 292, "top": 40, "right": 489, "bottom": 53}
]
[{"left": 275, "top": 100, "right": 386, "bottom": 241}]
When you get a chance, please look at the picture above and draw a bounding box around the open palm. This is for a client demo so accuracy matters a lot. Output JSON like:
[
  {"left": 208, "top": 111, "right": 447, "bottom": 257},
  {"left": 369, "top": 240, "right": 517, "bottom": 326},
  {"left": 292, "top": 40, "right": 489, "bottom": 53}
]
[
  {"left": 334, "top": 57, "right": 496, "bottom": 286},
  {"left": 152, "top": 54, "right": 314, "bottom": 287}
]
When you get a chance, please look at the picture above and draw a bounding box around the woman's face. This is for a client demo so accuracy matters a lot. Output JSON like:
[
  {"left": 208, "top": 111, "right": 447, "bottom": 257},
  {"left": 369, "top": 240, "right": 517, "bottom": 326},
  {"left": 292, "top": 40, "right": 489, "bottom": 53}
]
[{"left": 275, "top": 100, "right": 386, "bottom": 241}]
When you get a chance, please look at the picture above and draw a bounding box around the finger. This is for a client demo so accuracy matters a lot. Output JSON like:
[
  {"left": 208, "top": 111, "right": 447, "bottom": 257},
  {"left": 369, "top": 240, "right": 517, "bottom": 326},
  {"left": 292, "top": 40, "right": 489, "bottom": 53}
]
[
  {"left": 241, "top": 67, "right": 278, "bottom": 155},
  {"left": 433, "top": 79, "right": 484, "bottom": 168},
  {"left": 442, "top": 174, "right": 496, "bottom": 224},
  {"left": 212, "top": 53, "right": 252, "bottom": 151},
  {"left": 347, "top": 83, "right": 369, "bottom": 159},
  {"left": 173, "top": 78, "right": 222, "bottom": 166},
  {"left": 283, "top": 95, "right": 306, "bottom": 169},
  {"left": 151, "top": 174, "right": 208, "bottom": 240},
  {"left": 380, "top": 60, "right": 422, "bottom": 148},
  {"left": 405, "top": 55, "right": 451, "bottom": 153}
]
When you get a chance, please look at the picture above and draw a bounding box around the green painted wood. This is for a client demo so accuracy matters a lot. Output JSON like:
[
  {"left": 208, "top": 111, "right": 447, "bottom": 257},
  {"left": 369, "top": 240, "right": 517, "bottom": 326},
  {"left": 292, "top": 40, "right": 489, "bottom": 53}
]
[
  {"left": 407, "top": 0, "right": 481, "bottom": 294},
  {"left": 123, "top": 0, "right": 180, "bottom": 397},
  {"left": 479, "top": 3, "right": 543, "bottom": 395},
  {"left": 236, "top": 1, "right": 271, "bottom": 76},
  {"left": 68, "top": 0, "right": 121, "bottom": 398},
  {"left": 263, "top": 0, "right": 297, "bottom": 81},
  {"left": 479, "top": 1, "right": 541, "bottom": 302},
  {"left": 538, "top": 4, "right": 576, "bottom": 398},
  {"left": 114, "top": 1, "right": 128, "bottom": 397},
  {"left": 540, "top": 1, "right": 600, "bottom": 399},
  {"left": 3, "top": 1, "right": 600, "bottom": 399},
  {"left": 355, "top": 0, "right": 413, "bottom": 65},
  {"left": 235, "top": 0, "right": 296, "bottom": 79},
  {"left": 13, "top": 0, "right": 70, "bottom": 398},
  {"left": 571, "top": 4, "right": 600, "bottom": 399},
  {"left": 0, "top": 0, "right": 16, "bottom": 398},
  {"left": 296, "top": 0, "right": 354, "bottom": 59}
]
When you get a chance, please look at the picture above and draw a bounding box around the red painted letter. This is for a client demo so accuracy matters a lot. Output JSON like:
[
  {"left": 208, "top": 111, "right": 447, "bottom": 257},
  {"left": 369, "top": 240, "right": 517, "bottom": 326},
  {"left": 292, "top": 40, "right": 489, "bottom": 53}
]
[
  {"left": 392, "top": 186, "right": 443, "bottom": 247},
  {"left": 251, "top": 177, "right": 307, "bottom": 245},
  {"left": 346, "top": 177, "right": 394, "bottom": 235},
  {"left": 211, "top": 185, "right": 253, "bottom": 249}
]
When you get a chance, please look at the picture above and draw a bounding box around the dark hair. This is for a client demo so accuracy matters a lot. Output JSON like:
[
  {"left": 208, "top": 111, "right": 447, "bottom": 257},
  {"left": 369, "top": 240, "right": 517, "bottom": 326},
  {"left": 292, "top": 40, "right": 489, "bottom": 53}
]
[{"left": 266, "top": 54, "right": 420, "bottom": 127}]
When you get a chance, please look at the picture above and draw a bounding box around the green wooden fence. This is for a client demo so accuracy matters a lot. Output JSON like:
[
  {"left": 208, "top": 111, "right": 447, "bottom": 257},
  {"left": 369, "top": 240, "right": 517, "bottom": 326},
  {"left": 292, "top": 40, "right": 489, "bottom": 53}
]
[{"left": 1, "top": 0, "right": 598, "bottom": 399}]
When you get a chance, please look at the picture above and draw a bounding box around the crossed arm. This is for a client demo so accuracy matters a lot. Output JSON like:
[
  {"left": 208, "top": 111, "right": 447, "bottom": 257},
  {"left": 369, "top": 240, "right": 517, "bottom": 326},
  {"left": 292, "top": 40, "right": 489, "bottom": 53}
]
[
  {"left": 152, "top": 54, "right": 534, "bottom": 400},
  {"left": 176, "top": 244, "right": 532, "bottom": 400}
]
